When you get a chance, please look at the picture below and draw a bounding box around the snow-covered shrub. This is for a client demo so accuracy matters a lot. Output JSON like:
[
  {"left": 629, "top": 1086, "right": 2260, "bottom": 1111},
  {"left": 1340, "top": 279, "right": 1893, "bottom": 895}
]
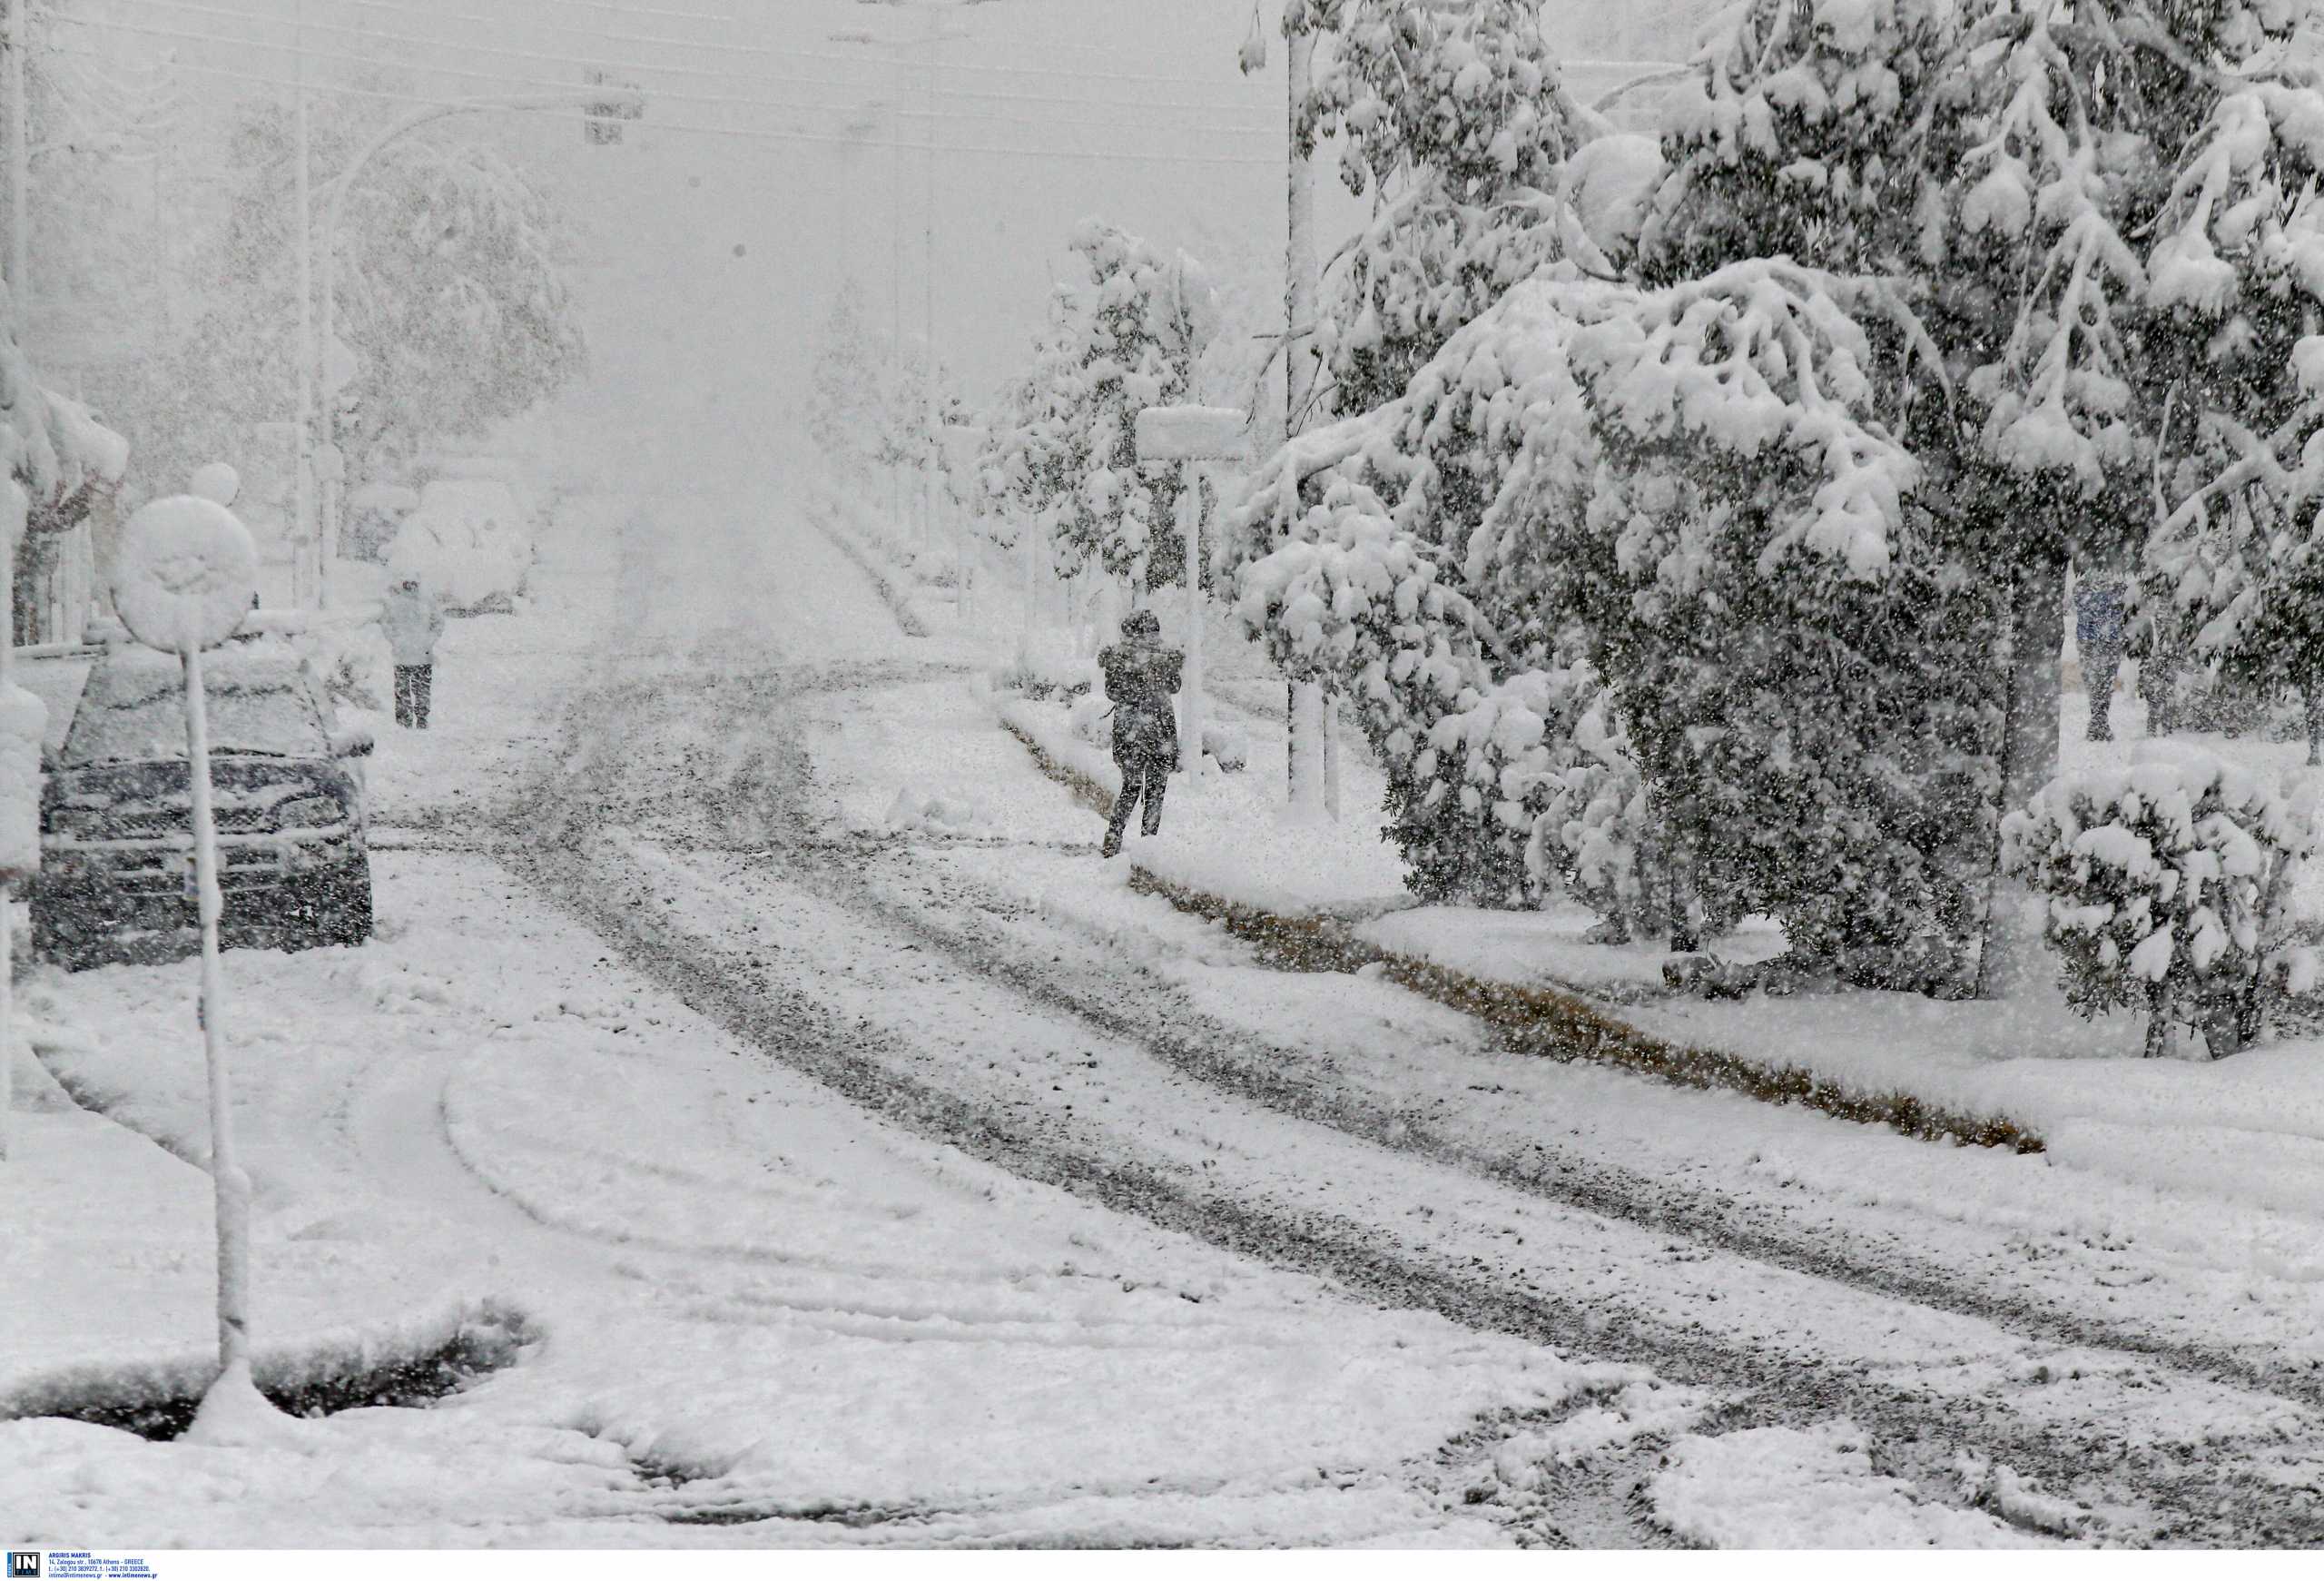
[
  {"left": 990, "top": 650, "right": 1094, "bottom": 702},
  {"left": 298, "top": 618, "right": 392, "bottom": 715},
  {"left": 2004, "top": 749, "right": 2315, "bottom": 1058}
]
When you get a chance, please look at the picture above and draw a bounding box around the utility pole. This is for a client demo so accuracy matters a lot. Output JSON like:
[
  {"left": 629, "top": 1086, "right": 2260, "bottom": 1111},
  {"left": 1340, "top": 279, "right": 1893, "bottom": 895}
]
[
  {"left": 293, "top": 0, "right": 318, "bottom": 608},
  {"left": 7, "top": 0, "right": 29, "bottom": 344},
  {"left": 889, "top": 66, "right": 904, "bottom": 535},
  {"left": 0, "top": 479, "right": 33, "bottom": 1164},
  {"left": 921, "top": 3, "right": 940, "bottom": 554}
]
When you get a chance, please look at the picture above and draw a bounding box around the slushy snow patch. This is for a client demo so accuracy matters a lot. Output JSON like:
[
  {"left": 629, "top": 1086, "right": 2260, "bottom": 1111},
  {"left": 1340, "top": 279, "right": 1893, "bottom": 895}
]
[
  {"left": 1650, "top": 1421, "right": 2046, "bottom": 1547},
  {"left": 0, "top": 681, "right": 46, "bottom": 876}
]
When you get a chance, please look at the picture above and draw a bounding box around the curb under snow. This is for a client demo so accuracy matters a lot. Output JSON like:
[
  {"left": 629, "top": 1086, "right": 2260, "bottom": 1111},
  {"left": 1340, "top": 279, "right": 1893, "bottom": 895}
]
[{"left": 996, "top": 702, "right": 2045, "bottom": 1156}]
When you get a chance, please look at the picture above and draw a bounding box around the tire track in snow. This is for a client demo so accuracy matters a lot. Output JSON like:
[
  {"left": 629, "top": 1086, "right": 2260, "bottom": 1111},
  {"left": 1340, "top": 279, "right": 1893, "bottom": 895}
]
[{"left": 490, "top": 508, "right": 2322, "bottom": 1545}]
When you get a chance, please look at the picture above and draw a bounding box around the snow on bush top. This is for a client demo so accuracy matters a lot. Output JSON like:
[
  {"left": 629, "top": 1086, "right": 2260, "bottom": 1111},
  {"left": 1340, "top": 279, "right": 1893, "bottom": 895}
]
[
  {"left": 0, "top": 338, "right": 128, "bottom": 510},
  {"left": 1230, "top": 257, "right": 1919, "bottom": 628},
  {"left": 2004, "top": 746, "right": 2312, "bottom": 1041}
]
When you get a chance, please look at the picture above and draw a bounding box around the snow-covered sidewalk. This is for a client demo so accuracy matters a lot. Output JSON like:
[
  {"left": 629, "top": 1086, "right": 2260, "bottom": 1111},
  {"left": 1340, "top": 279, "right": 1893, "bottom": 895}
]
[
  {"left": 5, "top": 472, "right": 1674, "bottom": 1547},
  {"left": 984, "top": 665, "right": 2324, "bottom": 1227}
]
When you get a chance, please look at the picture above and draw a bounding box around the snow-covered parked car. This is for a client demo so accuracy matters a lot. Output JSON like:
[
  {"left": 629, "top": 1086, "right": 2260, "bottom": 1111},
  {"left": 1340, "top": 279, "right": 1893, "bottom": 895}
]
[
  {"left": 385, "top": 479, "right": 534, "bottom": 614},
  {"left": 345, "top": 481, "right": 420, "bottom": 563},
  {"left": 29, "top": 636, "right": 374, "bottom": 969}
]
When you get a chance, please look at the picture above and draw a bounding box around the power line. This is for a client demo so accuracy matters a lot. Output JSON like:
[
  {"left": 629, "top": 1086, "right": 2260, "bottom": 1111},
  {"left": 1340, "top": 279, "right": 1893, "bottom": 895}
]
[
  {"left": 344, "top": 0, "right": 773, "bottom": 54},
  {"left": 40, "top": 39, "right": 1287, "bottom": 165},
  {"left": 104, "top": 2, "right": 1276, "bottom": 119},
  {"left": 530, "top": 0, "right": 735, "bottom": 27},
  {"left": 76, "top": 6, "right": 1281, "bottom": 133},
  {"left": 786, "top": 41, "right": 1272, "bottom": 91}
]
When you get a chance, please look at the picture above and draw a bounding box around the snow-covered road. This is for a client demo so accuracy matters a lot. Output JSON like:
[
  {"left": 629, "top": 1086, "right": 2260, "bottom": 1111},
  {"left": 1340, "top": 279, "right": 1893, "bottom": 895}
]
[{"left": 13, "top": 439, "right": 2324, "bottom": 1546}]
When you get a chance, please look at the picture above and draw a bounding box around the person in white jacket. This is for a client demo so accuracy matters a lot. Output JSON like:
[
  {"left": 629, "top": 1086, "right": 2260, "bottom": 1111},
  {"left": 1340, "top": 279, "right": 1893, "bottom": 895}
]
[{"left": 382, "top": 574, "right": 446, "bottom": 729}]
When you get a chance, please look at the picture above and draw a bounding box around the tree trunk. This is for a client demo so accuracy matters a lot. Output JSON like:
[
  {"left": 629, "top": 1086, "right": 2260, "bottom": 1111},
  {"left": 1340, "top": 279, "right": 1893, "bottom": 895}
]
[
  {"left": 1288, "top": 679, "right": 1327, "bottom": 818},
  {"left": 2307, "top": 678, "right": 2321, "bottom": 768},
  {"left": 1980, "top": 556, "right": 2068, "bottom": 1000}
]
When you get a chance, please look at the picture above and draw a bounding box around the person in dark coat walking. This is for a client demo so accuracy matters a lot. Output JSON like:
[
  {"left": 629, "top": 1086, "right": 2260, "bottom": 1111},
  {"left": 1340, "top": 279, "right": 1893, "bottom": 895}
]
[
  {"left": 2076, "top": 572, "right": 2127, "bottom": 742},
  {"left": 1098, "top": 609, "right": 1183, "bottom": 858}
]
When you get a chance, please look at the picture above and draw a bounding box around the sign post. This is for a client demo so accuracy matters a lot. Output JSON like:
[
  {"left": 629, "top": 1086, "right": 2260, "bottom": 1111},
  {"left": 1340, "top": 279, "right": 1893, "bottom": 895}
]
[
  {"left": 1134, "top": 406, "right": 1247, "bottom": 778},
  {"left": 111, "top": 495, "right": 263, "bottom": 1397},
  {"left": 940, "top": 424, "right": 987, "bottom": 626}
]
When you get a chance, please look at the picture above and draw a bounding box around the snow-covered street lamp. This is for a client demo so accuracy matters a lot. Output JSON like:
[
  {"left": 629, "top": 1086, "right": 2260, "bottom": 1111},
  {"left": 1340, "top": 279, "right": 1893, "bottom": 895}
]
[
  {"left": 109, "top": 495, "right": 261, "bottom": 1388},
  {"left": 830, "top": 2, "right": 984, "bottom": 549}
]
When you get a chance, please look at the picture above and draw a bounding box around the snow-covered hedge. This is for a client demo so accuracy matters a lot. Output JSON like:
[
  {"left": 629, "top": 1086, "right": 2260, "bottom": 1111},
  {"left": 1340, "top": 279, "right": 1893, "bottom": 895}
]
[{"left": 2004, "top": 749, "right": 2316, "bottom": 1058}]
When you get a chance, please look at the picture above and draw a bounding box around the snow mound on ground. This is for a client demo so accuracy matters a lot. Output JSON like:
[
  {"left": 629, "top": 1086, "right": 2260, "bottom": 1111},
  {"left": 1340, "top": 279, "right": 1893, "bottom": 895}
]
[
  {"left": 1649, "top": 1421, "right": 2048, "bottom": 1547},
  {"left": 182, "top": 1360, "right": 311, "bottom": 1449},
  {"left": 1201, "top": 722, "right": 1249, "bottom": 773},
  {"left": 1068, "top": 691, "right": 1115, "bottom": 748},
  {"left": 885, "top": 786, "right": 989, "bottom": 835}
]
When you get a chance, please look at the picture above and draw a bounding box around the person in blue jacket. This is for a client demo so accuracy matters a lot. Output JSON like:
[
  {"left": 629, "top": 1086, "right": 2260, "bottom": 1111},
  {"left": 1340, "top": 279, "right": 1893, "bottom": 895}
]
[{"left": 2076, "top": 573, "right": 2127, "bottom": 742}]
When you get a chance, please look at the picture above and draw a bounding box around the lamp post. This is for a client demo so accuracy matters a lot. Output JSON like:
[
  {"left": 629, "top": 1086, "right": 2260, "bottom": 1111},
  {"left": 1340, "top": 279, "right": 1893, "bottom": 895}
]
[
  {"left": 1136, "top": 405, "right": 1246, "bottom": 783},
  {"left": 6, "top": 0, "right": 28, "bottom": 344},
  {"left": 309, "top": 87, "right": 641, "bottom": 608},
  {"left": 1247, "top": 3, "right": 1331, "bottom": 817},
  {"left": 831, "top": 3, "right": 980, "bottom": 546}
]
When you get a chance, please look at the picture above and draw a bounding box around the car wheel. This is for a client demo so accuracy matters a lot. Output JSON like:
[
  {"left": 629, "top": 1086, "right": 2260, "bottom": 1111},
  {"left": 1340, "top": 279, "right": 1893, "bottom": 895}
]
[
  {"left": 321, "top": 860, "right": 374, "bottom": 948},
  {"left": 287, "top": 861, "right": 373, "bottom": 951}
]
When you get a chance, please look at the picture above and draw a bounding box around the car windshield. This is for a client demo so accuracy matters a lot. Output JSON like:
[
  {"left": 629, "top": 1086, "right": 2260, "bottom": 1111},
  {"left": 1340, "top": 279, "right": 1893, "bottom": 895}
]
[{"left": 63, "top": 651, "right": 328, "bottom": 766}]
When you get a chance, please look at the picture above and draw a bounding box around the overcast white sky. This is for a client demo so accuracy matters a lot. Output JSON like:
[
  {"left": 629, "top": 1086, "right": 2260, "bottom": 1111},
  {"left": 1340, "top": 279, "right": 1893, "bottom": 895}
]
[{"left": 58, "top": 0, "right": 1699, "bottom": 422}]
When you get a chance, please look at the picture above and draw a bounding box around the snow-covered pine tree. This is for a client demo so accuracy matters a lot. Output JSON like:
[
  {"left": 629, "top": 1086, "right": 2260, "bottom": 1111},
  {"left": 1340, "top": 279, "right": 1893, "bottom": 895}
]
[
  {"left": 2135, "top": 19, "right": 2324, "bottom": 767},
  {"left": 1627, "top": 0, "right": 2005, "bottom": 986},
  {"left": 808, "top": 282, "right": 884, "bottom": 481},
  {"left": 1635, "top": 0, "right": 2324, "bottom": 997},
  {"left": 1288, "top": 0, "right": 1590, "bottom": 422},
  {"left": 1038, "top": 220, "right": 1218, "bottom": 597},
  {"left": 1231, "top": 262, "right": 1944, "bottom": 971}
]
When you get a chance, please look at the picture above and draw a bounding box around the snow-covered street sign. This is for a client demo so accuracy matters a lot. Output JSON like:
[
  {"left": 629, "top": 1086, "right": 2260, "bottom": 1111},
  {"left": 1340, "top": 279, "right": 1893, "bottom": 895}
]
[
  {"left": 1134, "top": 405, "right": 1247, "bottom": 464},
  {"left": 1136, "top": 405, "right": 1247, "bottom": 776},
  {"left": 111, "top": 496, "right": 271, "bottom": 1410}
]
